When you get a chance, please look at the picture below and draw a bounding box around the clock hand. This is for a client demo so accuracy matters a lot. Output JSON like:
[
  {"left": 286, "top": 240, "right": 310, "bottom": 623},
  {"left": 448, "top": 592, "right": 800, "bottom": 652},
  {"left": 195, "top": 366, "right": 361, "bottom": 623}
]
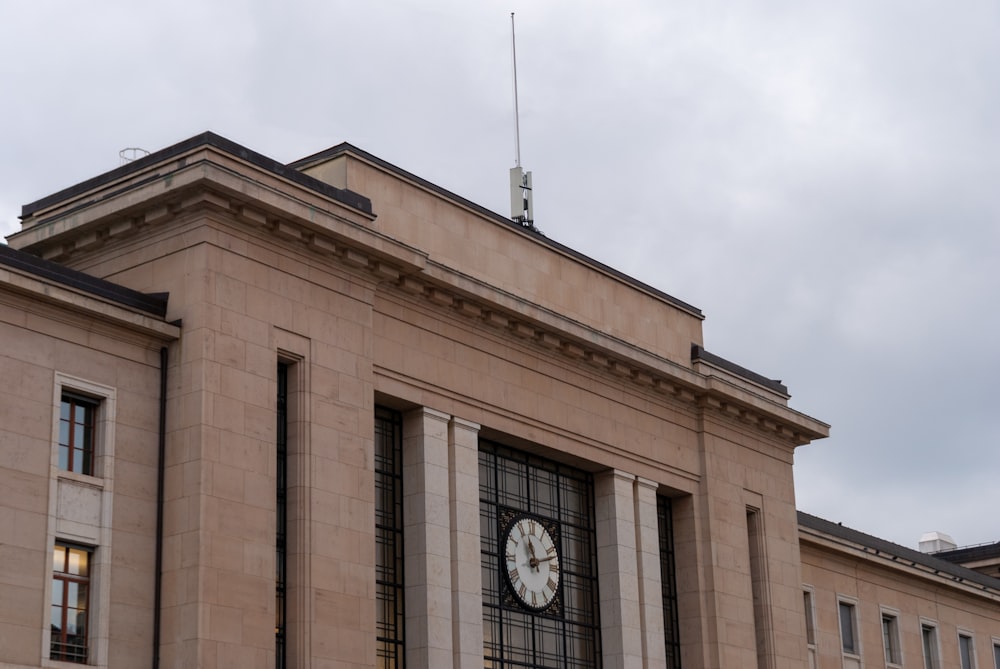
[
  {"left": 526, "top": 538, "right": 539, "bottom": 570},
  {"left": 535, "top": 555, "right": 558, "bottom": 562}
]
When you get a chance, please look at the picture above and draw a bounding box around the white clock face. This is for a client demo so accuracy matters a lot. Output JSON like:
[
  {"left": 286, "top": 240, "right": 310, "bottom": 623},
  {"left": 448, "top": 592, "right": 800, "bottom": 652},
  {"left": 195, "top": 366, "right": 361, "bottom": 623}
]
[{"left": 503, "top": 515, "right": 560, "bottom": 611}]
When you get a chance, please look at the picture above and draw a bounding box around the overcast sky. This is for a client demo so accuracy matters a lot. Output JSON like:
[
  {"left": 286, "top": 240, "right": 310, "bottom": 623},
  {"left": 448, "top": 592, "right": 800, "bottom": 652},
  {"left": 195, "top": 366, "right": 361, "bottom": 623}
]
[{"left": 2, "top": 1, "right": 998, "bottom": 550}]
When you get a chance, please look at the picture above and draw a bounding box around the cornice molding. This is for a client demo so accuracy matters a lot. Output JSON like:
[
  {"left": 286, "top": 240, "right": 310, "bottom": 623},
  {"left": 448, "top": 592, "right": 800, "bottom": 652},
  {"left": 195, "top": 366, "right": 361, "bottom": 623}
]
[
  {"left": 800, "top": 526, "right": 1000, "bottom": 602},
  {"left": 0, "top": 264, "right": 180, "bottom": 341},
  {"left": 10, "top": 148, "right": 828, "bottom": 446}
]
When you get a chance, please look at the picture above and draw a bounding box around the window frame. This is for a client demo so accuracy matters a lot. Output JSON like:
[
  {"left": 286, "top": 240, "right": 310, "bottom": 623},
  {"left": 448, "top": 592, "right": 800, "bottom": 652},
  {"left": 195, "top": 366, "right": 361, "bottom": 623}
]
[
  {"left": 959, "top": 629, "right": 977, "bottom": 669},
  {"left": 657, "top": 495, "right": 681, "bottom": 669},
  {"left": 58, "top": 393, "right": 98, "bottom": 476},
  {"left": 991, "top": 638, "right": 1000, "bottom": 669},
  {"left": 50, "top": 542, "right": 93, "bottom": 664},
  {"left": 880, "top": 606, "right": 902, "bottom": 667},
  {"left": 52, "top": 374, "right": 117, "bottom": 482},
  {"left": 375, "top": 406, "right": 405, "bottom": 668},
  {"left": 921, "top": 619, "right": 941, "bottom": 669},
  {"left": 837, "top": 596, "right": 861, "bottom": 657},
  {"left": 802, "top": 587, "right": 817, "bottom": 649},
  {"left": 479, "top": 440, "right": 601, "bottom": 669},
  {"left": 45, "top": 373, "right": 117, "bottom": 667}
]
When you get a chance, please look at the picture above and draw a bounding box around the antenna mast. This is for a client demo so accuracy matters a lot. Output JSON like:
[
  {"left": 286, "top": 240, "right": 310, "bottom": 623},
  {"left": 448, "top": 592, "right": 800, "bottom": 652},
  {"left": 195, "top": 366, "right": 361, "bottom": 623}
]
[
  {"left": 511, "top": 12, "right": 522, "bottom": 169},
  {"left": 509, "top": 12, "right": 534, "bottom": 228}
]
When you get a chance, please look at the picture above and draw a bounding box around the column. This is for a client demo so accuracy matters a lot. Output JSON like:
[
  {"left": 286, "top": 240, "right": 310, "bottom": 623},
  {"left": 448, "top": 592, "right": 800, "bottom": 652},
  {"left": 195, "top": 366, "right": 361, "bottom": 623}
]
[
  {"left": 448, "top": 417, "right": 484, "bottom": 669},
  {"left": 403, "top": 408, "right": 453, "bottom": 667},
  {"left": 635, "top": 477, "right": 667, "bottom": 669},
  {"left": 596, "top": 469, "right": 644, "bottom": 669}
]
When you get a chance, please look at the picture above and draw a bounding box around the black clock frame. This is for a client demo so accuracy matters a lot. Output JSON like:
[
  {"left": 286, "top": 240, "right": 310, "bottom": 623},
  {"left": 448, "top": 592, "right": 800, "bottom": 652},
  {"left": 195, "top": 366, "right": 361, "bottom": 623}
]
[{"left": 498, "top": 509, "right": 563, "bottom": 615}]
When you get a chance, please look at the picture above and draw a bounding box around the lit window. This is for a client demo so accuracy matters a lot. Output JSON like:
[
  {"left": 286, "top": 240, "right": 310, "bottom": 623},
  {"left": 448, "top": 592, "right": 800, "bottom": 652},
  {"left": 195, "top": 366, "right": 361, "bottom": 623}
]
[
  {"left": 882, "top": 612, "right": 901, "bottom": 665},
  {"left": 960, "top": 633, "right": 976, "bottom": 669},
  {"left": 839, "top": 600, "right": 858, "bottom": 654},
  {"left": 51, "top": 544, "right": 91, "bottom": 663},
  {"left": 59, "top": 395, "right": 97, "bottom": 475},
  {"left": 922, "top": 623, "right": 940, "bottom": 669}
]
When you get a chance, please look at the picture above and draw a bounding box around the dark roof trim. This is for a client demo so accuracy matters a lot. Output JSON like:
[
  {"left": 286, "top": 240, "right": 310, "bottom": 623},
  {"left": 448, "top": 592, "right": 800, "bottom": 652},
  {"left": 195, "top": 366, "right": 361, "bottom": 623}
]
[
  {"left": 290, "top": 143, "right": 704, "bottom": 319},
  {"left": 21, "top": 132, "right": 373, "bottom": 219},
  {"left": 0, "top": 244, "right": 168, "bottom": 317},
  {"left": 799, "top": 511, "right": 1000, "bottom": 592},
  {"left": 691, "top": 344, "right": 788, "bottom": 395},
  {"left": 934, "top": 542, "right": 1000, "bottom": 564}
]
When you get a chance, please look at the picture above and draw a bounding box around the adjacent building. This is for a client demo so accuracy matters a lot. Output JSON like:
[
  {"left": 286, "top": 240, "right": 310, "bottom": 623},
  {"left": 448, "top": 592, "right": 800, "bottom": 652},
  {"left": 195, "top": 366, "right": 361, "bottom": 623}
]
[{"left": 0, "top": 132, "right": 996, "bottom": 668}]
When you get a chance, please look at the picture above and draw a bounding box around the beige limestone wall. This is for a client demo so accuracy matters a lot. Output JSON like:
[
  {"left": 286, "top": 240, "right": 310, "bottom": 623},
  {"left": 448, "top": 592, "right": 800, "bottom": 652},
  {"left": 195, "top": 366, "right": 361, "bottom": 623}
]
[
  {"left": 372, "top": 287, "right": 703, "bottom": 489},
  {"left": 4, "top": 141, "right": 827, "bottom": 668},
  {"left": 303, "top": 155, "right": 705, "bottom": 367},
  {"left": 674, "top": 411, "right": 806, "bottom": 669},
  {"left": 0, "top": 291, "right": 167, "bottom": 669},
  {"left": 801, "top": 541, "right": 1000, "bottom": 669},
  {"left": 373, "top": 282, "right": 809, "bottom": 668},
  {"left": 74, "top": 215, "right": 380, "bottom": 668}
]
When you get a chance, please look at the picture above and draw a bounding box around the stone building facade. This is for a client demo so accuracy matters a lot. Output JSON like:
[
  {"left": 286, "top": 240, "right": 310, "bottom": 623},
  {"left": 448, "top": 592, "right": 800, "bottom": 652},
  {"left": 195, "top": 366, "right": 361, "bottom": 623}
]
[
  {"left": 800, "top": 514, "right": 1000, "bottom": 669},
  {"left": 0, "top": 132, "right": 995, "bottom": 668}
]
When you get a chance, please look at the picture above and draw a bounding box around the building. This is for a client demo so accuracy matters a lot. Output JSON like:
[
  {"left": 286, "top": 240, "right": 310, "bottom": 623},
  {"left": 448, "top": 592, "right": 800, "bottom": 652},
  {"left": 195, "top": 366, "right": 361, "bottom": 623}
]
[
  {"left": 800, "top": 514, "right": 1000, "bottom": 669},
  {"left": 0, "top": 132, "right": 996, "bottom": 668}
]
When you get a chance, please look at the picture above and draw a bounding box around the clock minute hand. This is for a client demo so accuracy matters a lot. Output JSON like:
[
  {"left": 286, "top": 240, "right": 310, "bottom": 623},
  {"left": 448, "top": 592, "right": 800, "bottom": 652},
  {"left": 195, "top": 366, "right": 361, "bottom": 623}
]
[{"left": 535, "top": 554, "right": 558, "bottom": 562}]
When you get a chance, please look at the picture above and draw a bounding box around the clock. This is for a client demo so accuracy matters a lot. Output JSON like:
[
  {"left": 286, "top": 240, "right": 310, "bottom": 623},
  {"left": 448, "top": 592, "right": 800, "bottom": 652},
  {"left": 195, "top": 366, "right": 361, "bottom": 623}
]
[{"left": 502, "top": 514, "right": 561, "bottom": 612}]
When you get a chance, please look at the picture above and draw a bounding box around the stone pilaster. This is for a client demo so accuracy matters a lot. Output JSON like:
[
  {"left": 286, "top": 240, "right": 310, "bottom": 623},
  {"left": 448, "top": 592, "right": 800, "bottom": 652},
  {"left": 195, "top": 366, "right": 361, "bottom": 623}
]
[
  {"left": 403, "top": 408, "right": 453, "bottom": 667},
  {"left": 596, "top": 469, "right": 644, "bottom": 669},
  {"left": 448, "top": 417, "right": 483, "bottom": 669},
  {"left": 635, "top": 476, "right": 667, "bottom": 669}
]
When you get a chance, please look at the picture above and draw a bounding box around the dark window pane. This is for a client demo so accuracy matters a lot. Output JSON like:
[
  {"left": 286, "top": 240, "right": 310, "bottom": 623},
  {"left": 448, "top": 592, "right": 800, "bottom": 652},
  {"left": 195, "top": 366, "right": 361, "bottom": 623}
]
[
  {"left": 374, "top": 407, "right": 404, "bottom": 667},
  {"left": 960, "top": 636, "right": 973, "bottom": 669},
  {"left": 59, "top": 396, "right": 97, "bottom": 475},
  {"left": 839, "top": 602, "right": 856, "bottom": 653},
  {"left": 922, "top": 625, "right": 937, "bottom": 669},
  {"left": 479, "top": 440, "right": 600, "bottom": 668},
  {"left": 658, "top": 496, "right": 681, "bottom": 668}
]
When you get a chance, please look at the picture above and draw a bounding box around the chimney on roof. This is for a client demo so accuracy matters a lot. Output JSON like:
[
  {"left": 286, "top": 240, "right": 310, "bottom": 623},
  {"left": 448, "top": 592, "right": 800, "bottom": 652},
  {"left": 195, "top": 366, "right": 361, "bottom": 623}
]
[{"left": 919, "top": 531, "right": 957, "bottom": 553}]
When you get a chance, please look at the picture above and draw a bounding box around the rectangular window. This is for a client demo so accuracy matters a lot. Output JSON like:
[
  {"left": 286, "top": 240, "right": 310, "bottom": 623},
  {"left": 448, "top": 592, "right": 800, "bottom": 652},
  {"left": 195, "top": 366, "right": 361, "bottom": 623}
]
[
  {"left": 747, "top": 507, "right": 771, "bottom": 667},
  {"left": 882, "top": 612, "right": 901, "bottom": 665},
  {"left": 275, "top": 363, "right": 289, "bottom": 669},
  {"left": 922, "top": 623, "right": 940, "bottom": 669},
  {"left": 803, "top": 590, "right": 816, "bottom": 646},
  {"left": 51, "top": 543, "right": 91, "bottom": 663},
  {"left": 375, "top": 407, "right": 404, "bottom": 668},
  {"left": 657, "top": 496, "right": 681, "bottom": 669},
  {"left": 960, "top": 633, "right": 976, "bottom": 669},
  {"left": 59, "top": 394, "right": 97, "bottom": 475},
  {"left": 993, "top": 641, "right": 1000, "bottom": 669},
  {"left": 839, "top": 600, "right": 858, "bottom": 654},
  {"left": 803, "top": 589, "right": 817, "bottom": 669},
  {"left": 480, "top": 440, "right": 600, "bottom": 669}
]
